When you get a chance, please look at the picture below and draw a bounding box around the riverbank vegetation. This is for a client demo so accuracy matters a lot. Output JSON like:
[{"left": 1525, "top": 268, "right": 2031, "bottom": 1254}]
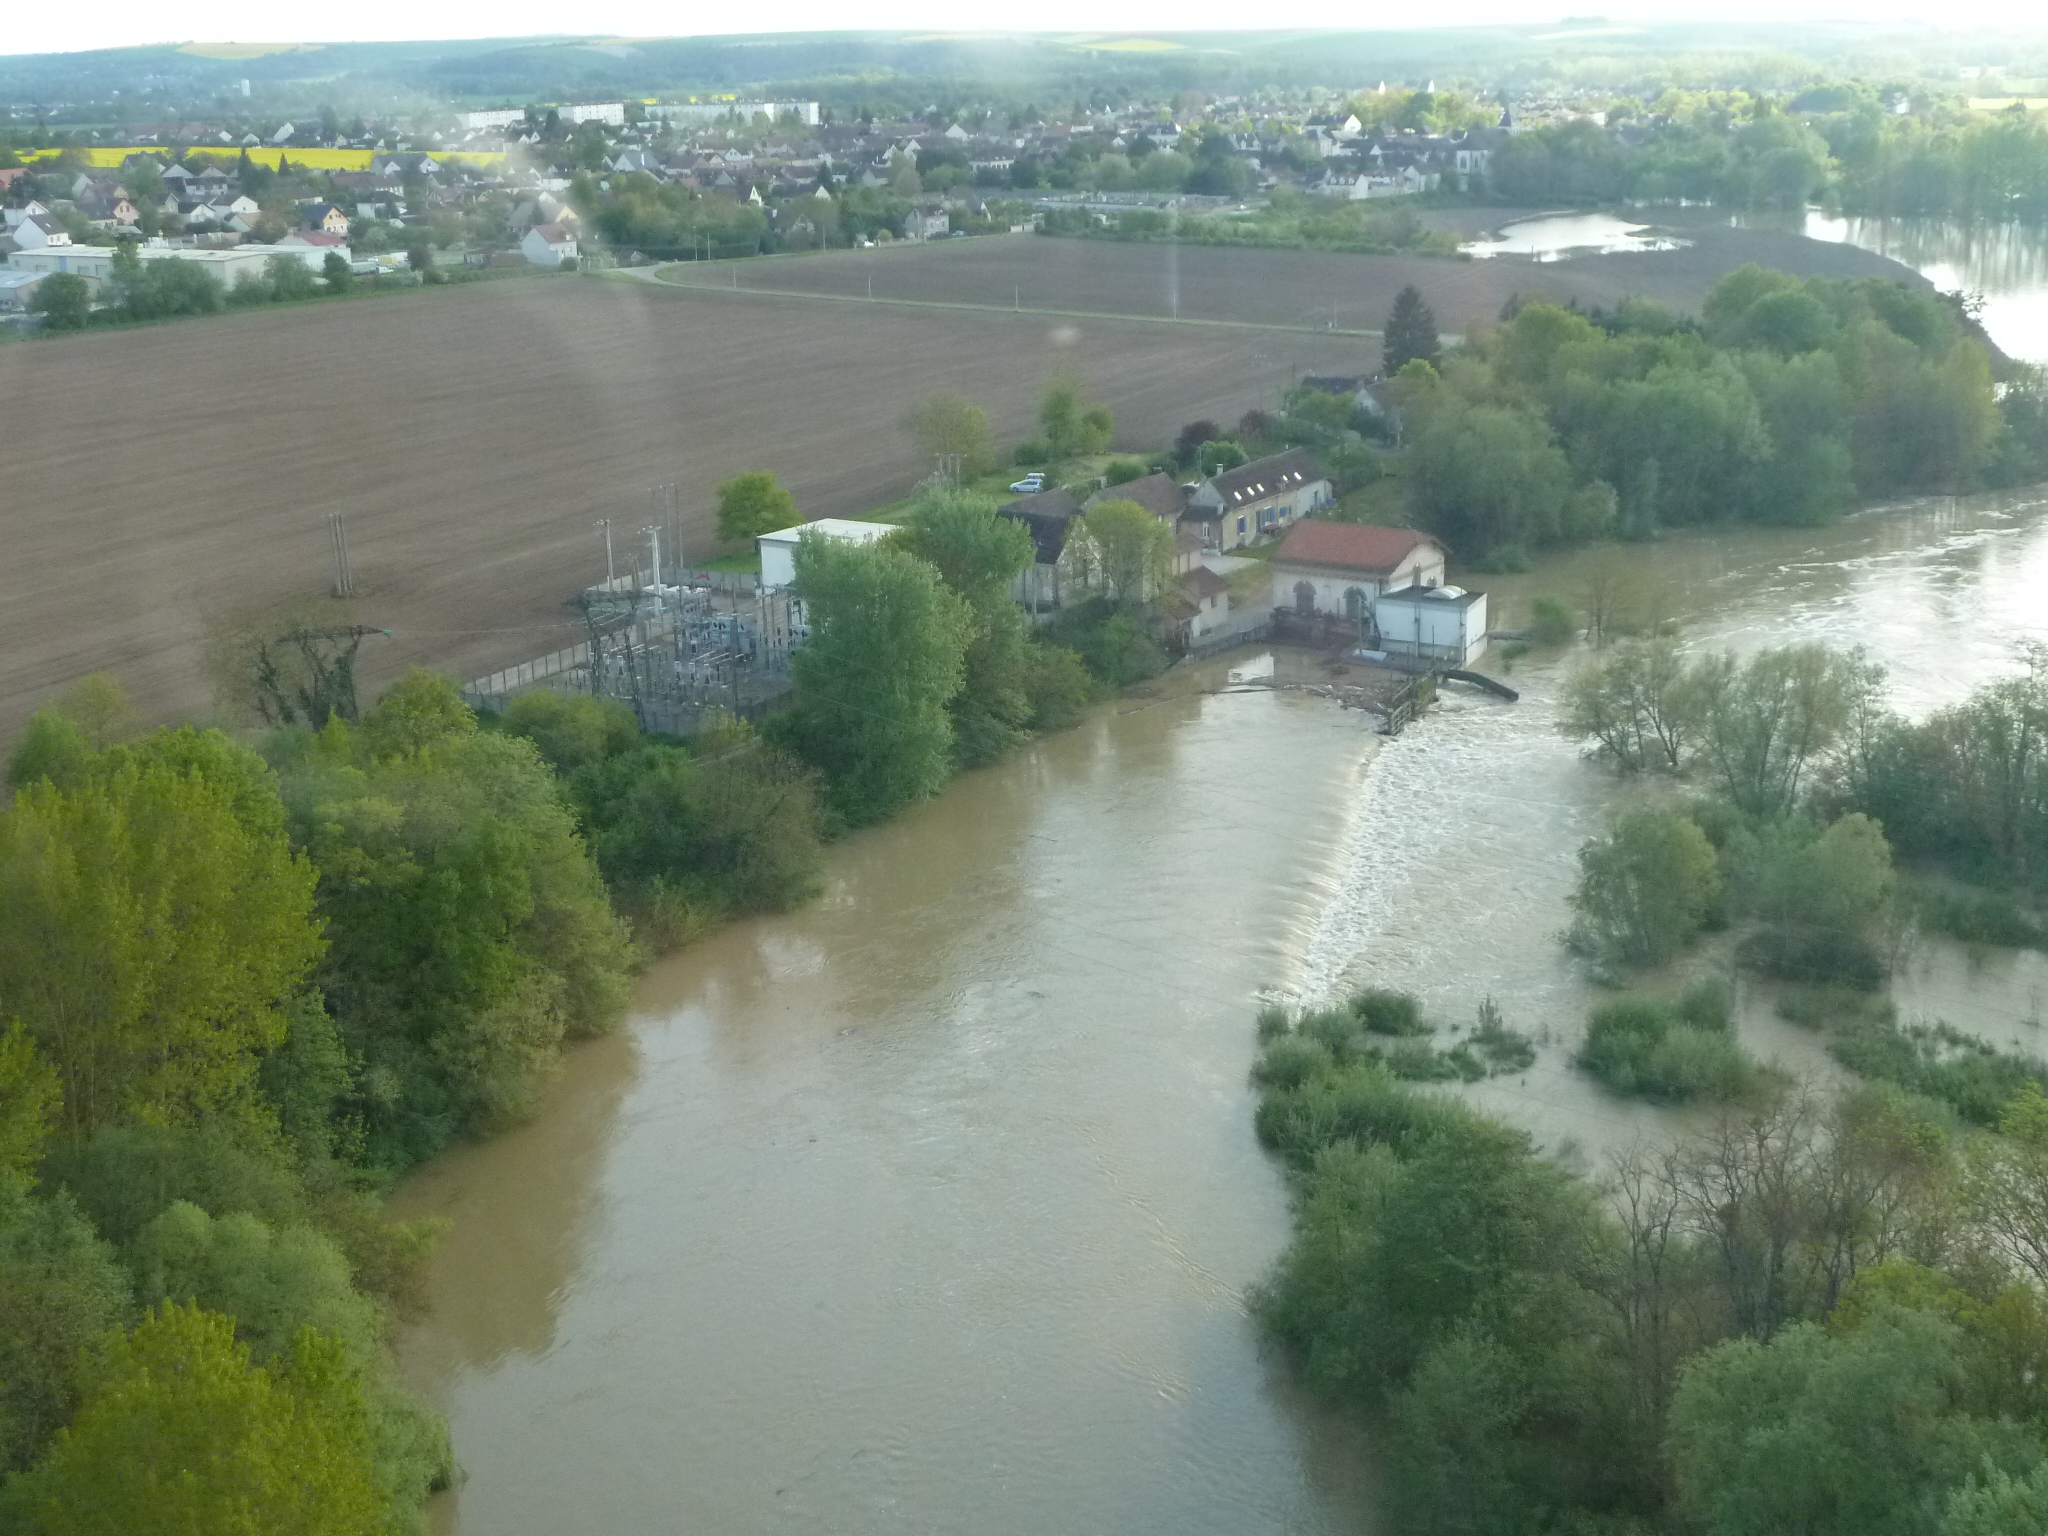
[
  {"left": 1577, "top": 986, "right": 1780, "bottom": 1105},
  {"left": 0, "top": 481, "right": 1160, "bottom": 1526},
  {"left": 1491, "top": 94, "right": 2048, "bottom": 222},
  {"left": 1559, "top": 641, "right": 1942, "bottom": 997},
  {"left": 0, "top": 687, "right": 483, "bottom": 1531},
  {"left": 1551, "top": 630, "right": 2048, "bottom": 1131},
  {"left": 1255, "top": 990, "right": 1537, "bottom": 1088},
  {"left": 767, "top": 487, "right": 1109, "bottom": 827},
  {"left": 1385, "top": 264, "right": 2036, "bottom": 568},
  {"left": 0, "top": 657, "right": 873, "bottom": 1527},
  {"left": 1254, "top": 1013, "right": 2048, "bottom": 1535},
  {"left": 1561, "top": 637, "right": 2046, "bottom": 981}
]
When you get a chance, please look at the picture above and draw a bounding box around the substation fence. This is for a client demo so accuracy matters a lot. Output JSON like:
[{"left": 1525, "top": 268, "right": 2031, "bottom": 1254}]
[{"left": 463, "top": 581, "right": 801, "bottom": 737}]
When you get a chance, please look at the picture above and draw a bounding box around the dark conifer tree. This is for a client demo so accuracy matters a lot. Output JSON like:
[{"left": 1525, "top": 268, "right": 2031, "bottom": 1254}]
[{"left": 1382, "top": 284, "right": 1441, "bottom": 375}]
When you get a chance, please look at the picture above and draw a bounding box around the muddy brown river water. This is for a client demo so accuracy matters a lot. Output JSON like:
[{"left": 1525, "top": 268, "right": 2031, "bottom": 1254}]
[{"left": 394, "top": 488, "right": 2048, "bottom": 1535}]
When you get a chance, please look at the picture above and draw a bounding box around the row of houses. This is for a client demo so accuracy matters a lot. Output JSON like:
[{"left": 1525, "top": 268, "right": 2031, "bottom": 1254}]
[
  {"left": 994, "top": 447, "right": 1335, "bottom": 615},
  {"left": 745, "top": 447, "right": 1488, "bottom": 666}
]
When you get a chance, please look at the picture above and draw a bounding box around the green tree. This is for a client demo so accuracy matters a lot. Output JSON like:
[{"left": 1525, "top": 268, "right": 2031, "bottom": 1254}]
[
  {"left": 1568, "top": 806, "right": 1721, "bottom": 968},
  {"left": 27, "top": 272, "right": 90, "bottom": 331},
  {"left": 1195, "top": 439, "right": 1248, "bottom": 477},
  {"left": 1382, "top": 284, "right": 1441, "bottom": 374},
  {"left": 1559, "top": 637, "right": 1697, "bottom": 774},
  {"left": 7, "top": 1304, "right": 382, "bottom": 1536},
  {"left": 903, "top": 394, "right": 999, "bottom": 481},
  {"left": 269, "top": 673, "right": 632, "bottom": 1168},
  {"left": 1038, "top": 376, "right": 1114, "bottom": 462},
  {"left": 570, "top": 725, "right": 825, "bottom": 918},
  {"left": 0, "top": 729, "right": 324, "bottom": 1140},
  {"left": 0, "top": 1183, "right": 129, "bottom": 1475},
  {"left": 898, "top": 490, "right": 1041, "bottom": 766},
  {"left": 715, "top": 470, "right": 799, "bottom": 542},
  {"left": 1407, "top": 399, "right": 1571, "bottom": 565},
  {"left": 321, "top": 251, "right": 352, "bottom": 293},
  {"left": 1691, "top": 645, "right": 1882, "bottom": 819},
  {"left": 132, "top": 1202, "right": 379, "bottom": 1367},
  {"left": 266, "top": 254, "right": 319, "bottom": 302},
  {"left": 500, "top": 690, "right": 641, "bottom": 773},
  {"left": 1075, "top": 500, "right": 1173, "bottom": 607},
  {"left": 0, "top": 1027, "right": 58, "bottom": 1185},
  {"left": 1670, "top": 1306, "right": 2031, "bottom": 1536},
  {"left": 1756, "top": 812, "right": 1895, "bottom": 937},
  {"left": 1962, "top": 1084, "right": 2048, "bottom": 1291},
  {"left": 770, "top": 534, "right": 971, "bottom": 827},
  {"left": 1943, "top": 1462, "right": 2048, "bottom": 1535}
]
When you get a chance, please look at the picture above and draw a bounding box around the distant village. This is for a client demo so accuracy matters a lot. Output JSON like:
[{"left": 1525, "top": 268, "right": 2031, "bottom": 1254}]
[{"left": 0, "top": 82, "right": 1583, "bottom": 318}]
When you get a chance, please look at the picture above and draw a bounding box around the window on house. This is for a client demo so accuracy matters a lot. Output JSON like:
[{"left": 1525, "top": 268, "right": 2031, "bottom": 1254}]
[{"left": 1236, "top": 516, "right": 1247, "bottom": 537}]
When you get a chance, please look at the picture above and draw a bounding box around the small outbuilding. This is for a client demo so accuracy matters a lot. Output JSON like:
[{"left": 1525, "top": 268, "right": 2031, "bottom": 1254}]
[
  {"left": 1375, "top": 584, "right": 1490, "bottom": 666},
  {"left": 756, "top": 518, "right": 897, "bottom": 589}
]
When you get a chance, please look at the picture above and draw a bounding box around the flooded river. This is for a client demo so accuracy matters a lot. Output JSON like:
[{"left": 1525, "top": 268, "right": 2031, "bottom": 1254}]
[{"left": 395, "top": 488, "right": 2048, "bottom": 1534}]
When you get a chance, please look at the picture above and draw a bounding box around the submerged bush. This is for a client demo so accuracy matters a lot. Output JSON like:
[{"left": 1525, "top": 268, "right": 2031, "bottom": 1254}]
[
  {"left": 1353, "top": 989, "right": 1430, "bottom": 1037},
  {"left": 1577, "top": 994, "right": 1774, "bottom": 1103},
  {"left": 1829, "top": 1020, "right": 2048, "bottom": 1128},
  {"left": 1915, "top": 886, "right": 2047, "bottom": 951}
]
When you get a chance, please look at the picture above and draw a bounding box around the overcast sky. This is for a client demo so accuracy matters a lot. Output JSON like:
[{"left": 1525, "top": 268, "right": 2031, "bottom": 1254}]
[{"left": 12, "top": 3, "right": 2048, "bottom": 65}]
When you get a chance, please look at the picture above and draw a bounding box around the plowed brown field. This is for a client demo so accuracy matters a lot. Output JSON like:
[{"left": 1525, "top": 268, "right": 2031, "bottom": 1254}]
[
  {"left": 0, "top": 227, "right": 1924, "bottom": 741},
  {"left": 0, "top": 273, "right": 1367, "bottom": 738},
  {"left": 658, "top": 225, "right": 1922, "bottom": 335}
]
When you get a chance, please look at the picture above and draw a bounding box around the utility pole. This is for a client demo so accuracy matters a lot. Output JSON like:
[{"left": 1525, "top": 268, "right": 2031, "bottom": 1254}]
[
  {"left": 596, "top": 518, "right": 615, "bottom": 587},
  {"left": 644, "top": 524, "right": 662, "bottom": 589}
]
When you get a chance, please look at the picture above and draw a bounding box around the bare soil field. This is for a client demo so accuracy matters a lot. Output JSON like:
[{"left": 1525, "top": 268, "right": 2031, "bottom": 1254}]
[
  {"left": 661, "top": 226, "right": 1929, "bottom": 337},
  {"left": 0, "top": 275, "right": 1369, "bottom": 742}
]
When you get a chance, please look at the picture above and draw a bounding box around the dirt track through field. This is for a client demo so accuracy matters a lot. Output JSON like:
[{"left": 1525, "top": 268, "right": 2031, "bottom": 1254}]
[
  {"left": 0, "top": 228, "right": 1929, "bottom": 743},
  {"left": 0, "top": 274, "right": 1366, "bottom": 741}
]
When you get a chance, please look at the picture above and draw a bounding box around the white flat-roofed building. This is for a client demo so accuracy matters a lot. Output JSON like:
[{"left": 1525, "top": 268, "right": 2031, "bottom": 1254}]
[
  {"left": 5, "top": 245, "right": 124, "bottom": 282},
  {"left": 757, "top": 519, "right": 897, "bottom": 589},
  {"left": 1374, "top": 583, "right": 1490, "bottom": 666},
  {"left": 0, "top": 269, "right": 56, "bottom": 311},
  {"left": 9, "top": 240, "right": 351, "bottom": 285},
  {"left": 652, "top": 100, "right": 821, "bottom": 127}
]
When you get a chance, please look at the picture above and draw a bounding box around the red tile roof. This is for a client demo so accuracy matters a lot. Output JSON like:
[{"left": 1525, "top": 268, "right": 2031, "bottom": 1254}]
[{"left": 1274, "top": 520, "right": 1438, "bottom": 572}]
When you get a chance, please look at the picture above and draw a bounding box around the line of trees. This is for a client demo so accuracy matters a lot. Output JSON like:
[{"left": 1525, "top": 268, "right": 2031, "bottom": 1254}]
[{"left": 1391, "top": 264, "right": 2048, "bottom": 569}]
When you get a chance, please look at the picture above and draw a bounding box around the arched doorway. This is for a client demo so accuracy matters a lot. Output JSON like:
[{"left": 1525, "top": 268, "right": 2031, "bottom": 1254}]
[
  {"left": 1294, "top": 581, "right": 1316, "bottom": 615},
  {"left": 1344, "top": 587, "right": 1368, "bottom": 629}
]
